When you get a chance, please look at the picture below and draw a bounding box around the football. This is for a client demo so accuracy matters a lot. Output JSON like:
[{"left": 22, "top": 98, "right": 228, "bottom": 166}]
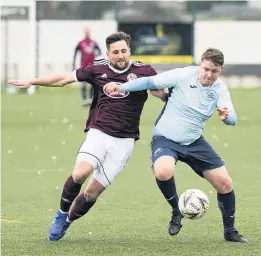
[{"left": 178, "top": 189, "right": 209, "bottom": 220}]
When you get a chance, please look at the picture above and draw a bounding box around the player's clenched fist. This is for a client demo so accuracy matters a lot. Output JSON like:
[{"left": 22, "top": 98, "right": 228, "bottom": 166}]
[
  {"left": 217, "top": 107, "right": 229, "bottom": 120},
  {"left": 104, "top": 82, "right": 122, "bottom": 96}
]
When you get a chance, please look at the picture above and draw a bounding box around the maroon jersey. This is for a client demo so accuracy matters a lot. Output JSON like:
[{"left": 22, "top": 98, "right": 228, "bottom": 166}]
[
  {"left": 73, "top": 39, "right": 101, "bottom": 68},
  {"left": 75, "top": 59, "right": 157, "bottom": 140}
]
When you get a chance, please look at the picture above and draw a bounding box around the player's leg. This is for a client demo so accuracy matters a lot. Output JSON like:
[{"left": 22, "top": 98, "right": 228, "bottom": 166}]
[
  {"left": 49, "top": 164, "right": 94, "bottom": 241},
  {"left": 49, "top": 129, "right": 108, "bottom": 241},
  {"left": 67, "top": 177, "right": 105, "bottom": 223},
  {"left": 52, "top": 134, "right": 135, "bottom": 239},
  {"left": 60, "top": 129, "right": 108, "bottom": 213},
  {"left": 59, "top": 162, "right": 92, "bottom": 214},
  {"left": 151, "top": 136, "right": 183, "bottom": 236},
  {"left": 68, "top": 136, "right": 135, "bottom": 223},
  {"left": 204, "top": 167, "right": 247, "bottom": 242},
  {"left": 185, "top": 137, "right": 247, "bottom": 242}
]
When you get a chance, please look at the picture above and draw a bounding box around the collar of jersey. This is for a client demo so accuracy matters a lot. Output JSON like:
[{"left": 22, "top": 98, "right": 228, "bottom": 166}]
[{"left": 108, "top": 60, "right": 133, "bottom": 74}]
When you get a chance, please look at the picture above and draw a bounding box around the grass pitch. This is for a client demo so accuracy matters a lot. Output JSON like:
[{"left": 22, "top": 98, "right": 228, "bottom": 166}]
[{"left": 2, "top": 87, "right": 261, "bottom": 255}]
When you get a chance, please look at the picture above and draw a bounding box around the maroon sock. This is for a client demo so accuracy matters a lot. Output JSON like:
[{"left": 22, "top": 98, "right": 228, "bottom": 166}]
[
  {"left": 60, "top": 176, "right": 82, "bottom": 212},
  {"left": 68, "top": 192, "right": 96, "bottom": 222}
]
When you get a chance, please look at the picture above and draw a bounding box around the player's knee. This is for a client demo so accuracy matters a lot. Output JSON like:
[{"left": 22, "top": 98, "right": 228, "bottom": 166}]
[
  {"left": 215, "top": 176, "right": 233, "bottom": 193},
  {"left": 219, "top": 176, "right": 233, "bottom": 193},
  {"left": 83, "top": 191, "right": 98, "bottom": 202},
  {"left": 204, "top": 166, "right": 233, "bottom": 193},
  {"left": 153, "top": 156, "right": 175, "bottom": 181},
  {"left": 72, "top": 171, "right": 89, "bottom": 184},
  {"left": 155, "top": 168, "right": 173, "bottom": 180},
  {"left": 83, "top": 177, "right": 106, "bottom": 201},
  {"left": 72, "top": 161, "right": 93, "bottom": 183}
]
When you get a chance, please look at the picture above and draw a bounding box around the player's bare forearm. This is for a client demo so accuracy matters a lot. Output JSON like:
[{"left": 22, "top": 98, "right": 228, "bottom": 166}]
[
  {"left": 9, "top": 72, "right": 75, "bottom": 89},
  {"left": 149, "top": 88, "right": 169, "bottom": 102},
  {"left": 31, "top": 73, "right": 75, "bottom": 87}
]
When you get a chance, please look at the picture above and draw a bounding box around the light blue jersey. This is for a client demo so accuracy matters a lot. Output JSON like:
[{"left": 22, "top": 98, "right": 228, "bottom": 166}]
[{"left": 120, "top": 66, "right": 237, "bottom": 145}]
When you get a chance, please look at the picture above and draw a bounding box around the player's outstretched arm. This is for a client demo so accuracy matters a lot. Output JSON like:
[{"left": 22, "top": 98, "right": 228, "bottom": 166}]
[
  {"left": 104, "top": 69, "right": 184, "bottom": 96},
  {"left": 8, "top": 72, "right": 76, "bottom": 89},
  {"left": 104, "top": 77, "right": 157, "bottom": 96}
]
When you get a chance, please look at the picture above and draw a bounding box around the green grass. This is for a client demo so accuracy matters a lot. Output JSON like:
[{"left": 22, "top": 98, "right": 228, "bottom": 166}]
[{"left": 2, "top": 87, "right": 261, "bottom": 256}]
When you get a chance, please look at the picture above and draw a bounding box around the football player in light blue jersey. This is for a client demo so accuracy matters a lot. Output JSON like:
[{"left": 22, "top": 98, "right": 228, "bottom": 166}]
[{"left": 104, "top": 48, "right": 247, "bottom": 243}]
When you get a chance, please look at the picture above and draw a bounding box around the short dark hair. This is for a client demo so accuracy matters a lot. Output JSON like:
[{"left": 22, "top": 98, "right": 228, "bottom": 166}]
[
  {"left": 201, "top": 48, "right": 224, "bottom": 66},
  {"left": 106, "top": 31, "right": 131, "bottom": 50}
]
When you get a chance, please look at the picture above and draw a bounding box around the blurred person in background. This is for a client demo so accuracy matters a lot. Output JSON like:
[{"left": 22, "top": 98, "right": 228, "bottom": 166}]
[{"left": 73, "top": 27, "right": 102, "bottom": 107}]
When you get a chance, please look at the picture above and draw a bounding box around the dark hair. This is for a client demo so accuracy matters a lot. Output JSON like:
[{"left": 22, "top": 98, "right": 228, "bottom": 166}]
[
  {"left": 201, "top": 48, "right": 224, "bottom": 66},
  {"left": 106, "top": 31, "right": 131, "bottom": 50}
]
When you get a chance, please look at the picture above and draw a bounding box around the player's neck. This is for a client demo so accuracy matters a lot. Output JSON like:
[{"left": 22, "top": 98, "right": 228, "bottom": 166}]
[
  {"left": 124, "top": 61, "right": 131, "bottom": 70},
  {"left": 109, "top": 61, "right": 132, "bottom": 74},
  {"left": 198, "top": 77, "right": 214, "bottom": 87}
]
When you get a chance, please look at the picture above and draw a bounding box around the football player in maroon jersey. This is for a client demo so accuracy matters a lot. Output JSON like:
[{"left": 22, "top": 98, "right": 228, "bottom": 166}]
[{"left": 9, "top": 31, "right": 167, "bottom": 241}]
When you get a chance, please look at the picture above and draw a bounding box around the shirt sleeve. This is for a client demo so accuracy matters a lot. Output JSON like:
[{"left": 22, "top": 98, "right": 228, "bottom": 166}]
[
  {"left": 217, "top": 85, "right": 237, "bottom": 125},
  {"left": 217, "top": 85, "right": 235, "bottom": 111},
  {"left": 146, "top": 65, "right": 157, "bottom": 76},
  {"left": 120, "top": 68, "right": 185, "bottom": 92},
  {"left": 73, "top": 64, "right": 94, "bottom": 83},
  {"left": 152, "top": 68, "right": 186, "bottom": 89}
]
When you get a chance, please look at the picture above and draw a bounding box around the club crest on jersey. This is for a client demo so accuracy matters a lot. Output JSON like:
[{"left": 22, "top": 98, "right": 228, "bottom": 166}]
[
  {"left": 127, "top": 73, "right": 137, "bottom": 81},
  {"left": 103, "top": 82, "right": 130, "bottom": 99},
  {"left": 206, "top": 90, "right": 217, "bottom": 101}
]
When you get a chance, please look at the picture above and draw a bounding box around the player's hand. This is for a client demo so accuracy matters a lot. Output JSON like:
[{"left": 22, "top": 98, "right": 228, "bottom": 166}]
[
  {"left": 8, "top": 80, "right": 32, "bottom": 89},
  {"left": 217, "top": 107, "right": 229, "bottom": 120},
  {"left": 104, "top": 82, "right": 121, "bottom": 96}
]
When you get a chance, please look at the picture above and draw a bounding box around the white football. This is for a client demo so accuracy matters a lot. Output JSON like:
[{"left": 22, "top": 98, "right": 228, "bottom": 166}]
[{"left": 178, "top": 189, "right": 209, "bottom": 220}]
